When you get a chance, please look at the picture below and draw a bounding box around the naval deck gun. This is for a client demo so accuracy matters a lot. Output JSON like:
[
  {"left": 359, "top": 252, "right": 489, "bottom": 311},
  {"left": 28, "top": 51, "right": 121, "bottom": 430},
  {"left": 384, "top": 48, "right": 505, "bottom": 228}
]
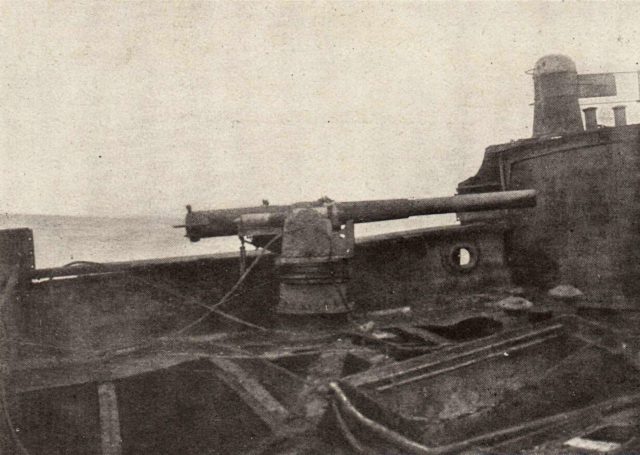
[{"left": 183, "top": 190, "right": 536, "bottom": 315}]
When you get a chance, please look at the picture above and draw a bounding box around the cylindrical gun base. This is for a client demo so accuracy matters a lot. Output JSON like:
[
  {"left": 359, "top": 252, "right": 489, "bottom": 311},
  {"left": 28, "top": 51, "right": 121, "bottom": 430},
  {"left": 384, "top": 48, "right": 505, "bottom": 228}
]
[{"left": 276, "top": 282, "right": 353, "bottom": 314}]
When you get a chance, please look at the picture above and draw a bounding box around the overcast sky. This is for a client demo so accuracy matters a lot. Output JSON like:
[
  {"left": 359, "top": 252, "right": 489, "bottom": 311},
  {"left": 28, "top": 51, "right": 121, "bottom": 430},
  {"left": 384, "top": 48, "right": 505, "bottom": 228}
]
[{"left": 2, "top": 1, "right": 640, "bottom": 217}]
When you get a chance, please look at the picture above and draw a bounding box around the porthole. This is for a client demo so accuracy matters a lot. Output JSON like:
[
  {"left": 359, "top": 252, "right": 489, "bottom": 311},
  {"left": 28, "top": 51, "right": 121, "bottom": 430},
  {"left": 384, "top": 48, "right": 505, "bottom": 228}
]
[
  {"left": 457, "top": 248, "right": 471, "bottom": 266},
  {"left": 443, "top": 243, "right": 479, "bottom": 273}
]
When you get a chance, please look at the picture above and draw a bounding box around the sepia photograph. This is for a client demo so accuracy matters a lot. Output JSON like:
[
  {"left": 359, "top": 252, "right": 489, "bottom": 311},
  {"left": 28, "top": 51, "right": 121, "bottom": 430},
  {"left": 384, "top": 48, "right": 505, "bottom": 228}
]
[{"left": 2, "top": 1, "right": 640, "bottom": 453}]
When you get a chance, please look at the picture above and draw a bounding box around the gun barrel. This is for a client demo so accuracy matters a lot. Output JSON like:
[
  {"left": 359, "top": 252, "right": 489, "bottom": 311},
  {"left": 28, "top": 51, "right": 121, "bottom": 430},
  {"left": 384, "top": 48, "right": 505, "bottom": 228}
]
[
  {"left": 185, "top": 189, "right": 536, "bottom": 241},
  {"left": 339, "top": 189, "right": 536, "bottom": 223}
]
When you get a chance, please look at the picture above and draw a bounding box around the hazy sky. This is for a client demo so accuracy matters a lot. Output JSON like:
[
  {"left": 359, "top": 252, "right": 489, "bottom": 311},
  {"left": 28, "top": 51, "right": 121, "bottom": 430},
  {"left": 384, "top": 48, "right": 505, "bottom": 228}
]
[{"left": 2, "top": 1, "right": 640, "bottom": 217}]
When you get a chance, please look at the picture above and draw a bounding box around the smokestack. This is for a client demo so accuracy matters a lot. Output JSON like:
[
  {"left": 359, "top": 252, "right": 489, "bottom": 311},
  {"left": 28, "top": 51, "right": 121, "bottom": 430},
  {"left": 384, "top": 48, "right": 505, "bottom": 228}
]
[
  {"left": 583, "top": 107, "right": 598, "bottom": 131},
  {"left": 613, "top": 105, "right": 627, "bottom": 126},
  {"left": 532, "top": 55, "right": 584, "bottom": 138}
]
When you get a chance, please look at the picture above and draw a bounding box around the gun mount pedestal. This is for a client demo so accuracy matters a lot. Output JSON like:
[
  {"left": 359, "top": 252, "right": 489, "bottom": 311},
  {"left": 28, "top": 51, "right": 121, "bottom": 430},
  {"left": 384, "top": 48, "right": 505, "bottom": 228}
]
[{"left": 276, "top": 208, "right": 354, "bottom": 315}]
